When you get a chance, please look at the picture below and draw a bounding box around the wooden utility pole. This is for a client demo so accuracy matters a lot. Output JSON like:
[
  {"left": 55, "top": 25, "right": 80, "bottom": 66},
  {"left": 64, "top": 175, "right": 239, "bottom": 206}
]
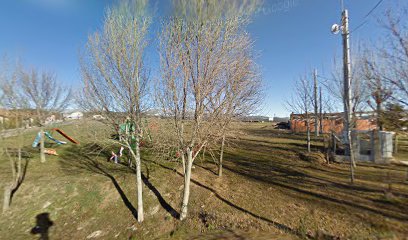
[
  {"left": 313, "top": 69, "right": 319, "bottom": 137},
  {"left": 319, "top": 86, "right": 323, "bottom": 134},
  {"left": 342, "top": 9, "right": 355, "bottom": 183}
]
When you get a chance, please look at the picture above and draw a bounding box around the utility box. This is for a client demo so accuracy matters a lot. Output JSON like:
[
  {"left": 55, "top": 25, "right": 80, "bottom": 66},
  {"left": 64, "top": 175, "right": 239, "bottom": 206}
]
[
  {"left": 372, "top": 130, "right": 395, "bottom": 164},
  {"left": 380, "top": 131, "right": 394, "bottom": 160},
  {"left": 346, "top": 130, "right": 395, "bottom": 164}
]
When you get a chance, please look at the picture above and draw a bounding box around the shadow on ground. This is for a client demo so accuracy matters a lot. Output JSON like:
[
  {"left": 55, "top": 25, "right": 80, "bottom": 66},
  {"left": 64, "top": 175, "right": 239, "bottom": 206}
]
[{"left": 59, "top": 144, "right": 179, "bottom": 221}]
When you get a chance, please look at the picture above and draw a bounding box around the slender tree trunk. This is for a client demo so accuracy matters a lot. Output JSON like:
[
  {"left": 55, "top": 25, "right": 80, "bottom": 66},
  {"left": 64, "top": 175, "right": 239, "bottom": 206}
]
[
  {"left": 319, "top": 87, "right": 323, "bottom": 134},
  {"left": 394, "top": 133, "right": 398, "bottom": 154},
  {"left": 218, "top": 134, "right": 225, "bottom": 177},
  {"left": 377, "top": 102, "right": 383, "bottom": 131},
  {"left": 180, "top": 149, "right": 193, "bottom": 220},
  {"left": 134, "top": 133, "right": 144, "bottom": 223},
  {"left": 314, "top": 70, "right": 319, "bottom": 137},
  {"left": 306, "top": 114, "right": 311, "bottom": 152},
  {"left": 3, "top": 148, "right": 22, "bottom": 213},
  {"left": 347, "top": 128, "right": 355, "bottom": 183},
  {"left": 2, "top": 186, "right": 11, "bottom": 213},
  {"left": 40, "top": 127, "right": 46, "bottom": 163}
]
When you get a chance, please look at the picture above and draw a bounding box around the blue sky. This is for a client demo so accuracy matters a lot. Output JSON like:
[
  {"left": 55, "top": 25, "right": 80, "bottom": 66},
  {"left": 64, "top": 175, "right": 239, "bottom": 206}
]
[{"left": 0, "top": 0, "right": 400, "bottom": 117}]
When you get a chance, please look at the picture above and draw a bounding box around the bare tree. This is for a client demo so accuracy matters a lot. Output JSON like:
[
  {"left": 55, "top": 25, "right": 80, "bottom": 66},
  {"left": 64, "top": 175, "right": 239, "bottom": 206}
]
[
  {"left": 157, "top": 0, "right": 261, "bottom": 220},
  {"left": 325, "top": 49, "right": 370, "bottom": 175},
  {"left": 381, "top": 6, "right": 408, "bottom": 107},
  {"left": 326, "top": 51, "right": 370, "bottom": 118},
  {"left": 0, "top": 58, "right": 28, "bottom": 212},
  {"left": 19, "top": 68, "right": 71, "bottom": 163},
  {"left": 362, "top": 49, "right": 393, "bottom": 130},
  {"left": 209, "top": 39, "right": 262, "bottom": 177},
  {"left": 286, "top": 75, "right": 313, "bottom": 152},
  {"left": 2, "top": 138, "right": 26, "bottom": 213},
  {"left": 312, "top": 70, "right": 319, "bottom": 137},
  {"left": 80, "top": 0, "right": 151, "bottom": 223}
]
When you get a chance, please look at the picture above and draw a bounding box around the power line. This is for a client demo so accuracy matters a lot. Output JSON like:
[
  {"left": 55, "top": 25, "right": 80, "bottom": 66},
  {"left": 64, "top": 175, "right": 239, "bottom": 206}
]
[
  {"left": 350, "top": 20, "right": 368, "bottom": 33},
  {"left": 350, "top": 0, "right": 384, "bottom": 33},
  {"left": 363, "top": 0, "right": 384, "bottom": 19}
]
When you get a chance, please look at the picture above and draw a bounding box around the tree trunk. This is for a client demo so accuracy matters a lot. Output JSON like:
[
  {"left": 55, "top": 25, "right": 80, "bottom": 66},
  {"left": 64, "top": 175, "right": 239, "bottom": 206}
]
[
  {"left": 319, "top": 87, "right": 323, "bottom": 134},
  {"left": 134, "top": 134, "right": 144, "bottom": 223},
  {"left": 394, "top": 133, "right": 398, "bottom": 154},
  {"left": 40, "top": 127, "right": 46, "bottom": 163},
  {"left": 180, "top": 150, "right": 193, "bottom": 220},
  {"left": 3, "top": 148, "right": 23, "bottom": 213},
  {"left": 218, "top": 134, "right": 225, "bottom": 177},
  {"left": 17, "top": 149, "right": 22, "bottom": 181},
  {"left": 2, "top": 186, "right": 11, "bottom": 213},
  {"left": 348, "top": 131, "right": 355, "bottom": 184},
  {"left": 377, "top": 102, "right": 383, "bottom": 131},
  {"left": 306, "top": 115, "right": 311, "bottom": 152},
  {"left": 314, "top": 69, "right": 319, "bottom": 137}
]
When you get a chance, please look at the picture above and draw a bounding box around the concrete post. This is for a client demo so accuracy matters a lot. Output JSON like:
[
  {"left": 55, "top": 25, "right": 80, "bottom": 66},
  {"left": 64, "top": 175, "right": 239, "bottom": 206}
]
[{"left": 380, "top": 131, "right": 394, "bottom": 163}]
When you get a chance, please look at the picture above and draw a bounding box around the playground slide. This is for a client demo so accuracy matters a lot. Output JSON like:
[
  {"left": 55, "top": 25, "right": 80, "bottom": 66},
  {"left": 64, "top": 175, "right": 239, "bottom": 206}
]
[
  {"left": 44, "top": 132, "right": 67, "bottom": 145},
  {"left": 32, "top": 132, "right": 41, "bottom": 147},
  {"left": 53, "top": 128, "right": 79, "bottom": 144},
  {"left": 32, "top": 132, "right": 67, "bottom": 147}
]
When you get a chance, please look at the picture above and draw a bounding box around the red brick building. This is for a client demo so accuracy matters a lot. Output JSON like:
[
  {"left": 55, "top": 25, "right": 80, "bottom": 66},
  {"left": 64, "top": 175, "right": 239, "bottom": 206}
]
[{"left": 289, "top": 112, "right": 377, "bottom": 134}]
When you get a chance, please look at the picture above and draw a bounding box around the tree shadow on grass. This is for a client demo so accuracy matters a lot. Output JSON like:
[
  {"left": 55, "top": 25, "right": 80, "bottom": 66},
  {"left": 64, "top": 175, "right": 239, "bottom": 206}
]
[
  {"left": 194, "top": 163, "right": 218, "bottom": 176},
  {"left": 59, "top": 144, "right": 138, "bottom": 220},
  {"left": 60, "top": 144, "right": 180, "bottom": 220},
  {"left": 220, "top": 150, "right": 408, "bottom": 222},
  {"left": 141, "top": 173, "right": 179, "bottom": 219},
  {"left": 144, "top": 159, "right": 311, "bottom": 239},
  {"left": 10, "top": 157, "right": 29, "bottom": 205}
]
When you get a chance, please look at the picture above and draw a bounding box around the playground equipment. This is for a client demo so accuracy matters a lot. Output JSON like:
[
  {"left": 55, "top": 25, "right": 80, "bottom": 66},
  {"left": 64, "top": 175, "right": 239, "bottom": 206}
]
[
  {"left": 44, "top": 148, "right": 58, "bottom": 156},
  {"left": 32, "top": 128, "right": 79, "bottom": 156},
  {"left": 45, "top": 132, "right": 67, "bottom": 145},
  {"left": 110, "top": 147, "right": 124, "bottom": 164},
  {"left": 52, "top": 128, "right": 79, "bottom": 144},
  {"left": 32, "top": 132, "right": 66, "bottom": 148}
]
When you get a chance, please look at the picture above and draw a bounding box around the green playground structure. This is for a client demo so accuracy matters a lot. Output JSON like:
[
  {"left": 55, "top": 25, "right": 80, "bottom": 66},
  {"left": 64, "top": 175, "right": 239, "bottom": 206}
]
[
  {"left": 32, "top": 128, "right": 79, "bottom": 148},
  {"left": 117, "top": 118, "right": 152, "bottom": 148}
]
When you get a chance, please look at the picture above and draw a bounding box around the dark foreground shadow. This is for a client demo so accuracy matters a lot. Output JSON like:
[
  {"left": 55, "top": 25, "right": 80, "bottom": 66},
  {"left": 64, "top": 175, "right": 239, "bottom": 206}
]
[
  {"left": 145, "top": 160, "right": 311, "bottom": 239},
  {"left": 59, "top": 145, "right": 138, "bottom": 220},
  {"left": 142, "top": 173, "right": 179, "bottom": 219},
  {"left": 30, "top": 212, "right": 53, "bottom": 240}
]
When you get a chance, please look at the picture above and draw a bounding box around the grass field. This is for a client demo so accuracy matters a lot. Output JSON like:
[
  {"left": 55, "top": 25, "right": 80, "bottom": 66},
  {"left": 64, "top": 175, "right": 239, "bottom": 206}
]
[{"left": 0, "top": 121, "right": 408, "bottom": 239}]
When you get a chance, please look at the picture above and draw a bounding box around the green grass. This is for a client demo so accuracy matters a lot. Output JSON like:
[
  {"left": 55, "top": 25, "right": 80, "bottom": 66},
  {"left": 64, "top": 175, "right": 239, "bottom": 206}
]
[
  {"left": 395, "top": 135, "right": 408, "bottom": 161},
  {"left": 1, "top": 121, "right": 408, "bottom": 239}
]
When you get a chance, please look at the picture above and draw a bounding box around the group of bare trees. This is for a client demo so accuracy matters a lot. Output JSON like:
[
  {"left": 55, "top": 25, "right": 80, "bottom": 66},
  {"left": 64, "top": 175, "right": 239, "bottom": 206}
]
[
  {"left": 0, "top": 57, "right": 71, "bottom": 212},
  {"left": 80, "top": 0, "right": 262, "bottom": 222},
  {"left": 156, "top": 0, "right": 261, "bottom": 220},
  {"left": 286, "top": 4, "right": 408, "bottom": 184}
]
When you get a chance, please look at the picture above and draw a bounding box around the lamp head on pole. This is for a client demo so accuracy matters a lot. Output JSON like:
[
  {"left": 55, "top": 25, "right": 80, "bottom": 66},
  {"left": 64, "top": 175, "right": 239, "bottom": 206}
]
[{"left": 331, "top": 24, "right": 341, "bottom": 34}]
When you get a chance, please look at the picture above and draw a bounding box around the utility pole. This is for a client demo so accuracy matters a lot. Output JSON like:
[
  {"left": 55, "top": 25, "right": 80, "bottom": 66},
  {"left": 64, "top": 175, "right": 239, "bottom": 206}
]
[
  {"left": 342, "top": 9, "right": 355, "bottom": 183},
  {"left": 313, "top": 69, "right": 319, "bottom": 137},
  {"left": 319, "top": 86, "right": 323, "bottom": 134}
]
